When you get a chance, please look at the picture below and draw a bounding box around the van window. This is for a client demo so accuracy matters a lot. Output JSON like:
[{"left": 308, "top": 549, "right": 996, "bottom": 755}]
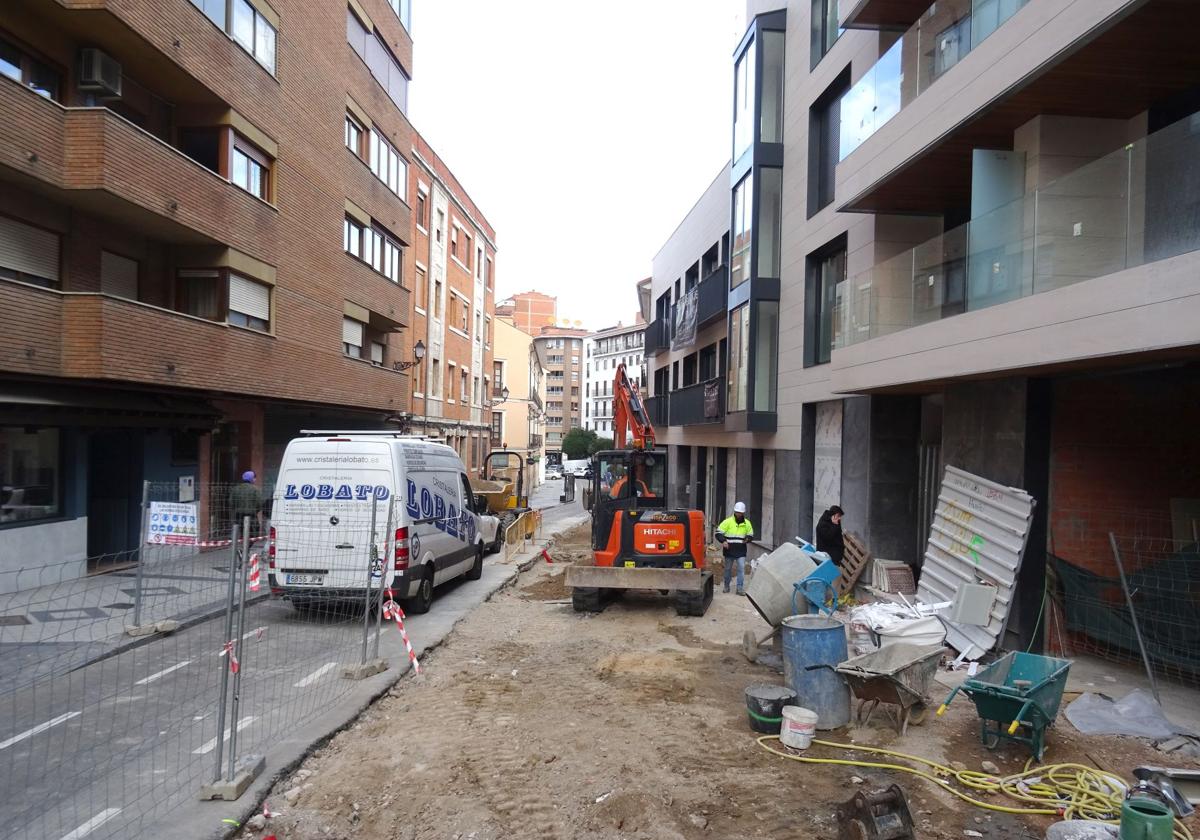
[{"left": 460, "top": 473, "right": 475, "bottom": 513}]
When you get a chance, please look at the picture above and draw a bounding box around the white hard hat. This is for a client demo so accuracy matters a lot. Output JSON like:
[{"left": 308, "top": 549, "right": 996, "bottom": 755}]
[{"left": 733, "top": 501, "right": 747, "bottom": 514}]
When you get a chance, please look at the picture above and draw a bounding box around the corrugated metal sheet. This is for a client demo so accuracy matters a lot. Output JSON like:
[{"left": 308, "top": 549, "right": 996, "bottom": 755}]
[{"left": 917, "top": 465, "right": 1036, "bottom": 658}]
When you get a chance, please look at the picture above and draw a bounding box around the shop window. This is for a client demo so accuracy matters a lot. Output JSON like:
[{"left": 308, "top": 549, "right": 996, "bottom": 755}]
[{"left": 0, "top": 427, "right": 61, "bottom": 524}]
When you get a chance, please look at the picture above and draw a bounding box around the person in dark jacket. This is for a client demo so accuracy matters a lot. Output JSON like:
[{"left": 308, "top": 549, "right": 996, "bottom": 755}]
[{"left": 815, "top": 505, "right": 845, "bottom": 566}]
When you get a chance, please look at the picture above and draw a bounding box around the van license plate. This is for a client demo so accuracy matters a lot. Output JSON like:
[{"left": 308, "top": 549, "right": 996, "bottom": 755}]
[{"left": 286, "top": 574, "right": 324, "bottom": 586}]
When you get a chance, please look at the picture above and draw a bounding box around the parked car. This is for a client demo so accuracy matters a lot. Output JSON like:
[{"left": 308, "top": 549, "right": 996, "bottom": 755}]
[
  {"left": 545, "top": 464, "right": 563, "bottom": 480},
  {"left": 271, "top": 432, "right": 486, "bottom": 615},
  {"left": 479, "top": 513, "right": 502, "bottom": 554}
]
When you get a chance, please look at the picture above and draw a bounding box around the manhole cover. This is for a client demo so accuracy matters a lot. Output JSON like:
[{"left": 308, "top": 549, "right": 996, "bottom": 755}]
[
  {"left": 0, "top": 615, "right": 30, "bottom": 626},
  {"left": 104, "top": 602, "right": 135, "bottom": 610}
]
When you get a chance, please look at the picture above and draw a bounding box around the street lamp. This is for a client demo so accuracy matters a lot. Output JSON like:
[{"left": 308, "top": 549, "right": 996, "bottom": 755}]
[{"left": 392, "top": 338, "right": 426, "bottom": 371}]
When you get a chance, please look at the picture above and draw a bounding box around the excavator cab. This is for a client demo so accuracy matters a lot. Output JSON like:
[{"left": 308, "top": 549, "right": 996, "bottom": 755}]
[{"left": 590, "top": 449, "right": 666, "bottom": 549}]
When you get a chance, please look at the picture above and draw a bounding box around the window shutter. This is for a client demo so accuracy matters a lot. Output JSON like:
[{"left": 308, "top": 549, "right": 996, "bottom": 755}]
[
  {"left": 100, "top": 251, "right": 138, "bottom": 300},
  {"left": 228, "top": 273, "right": 270, "bottom": 321},
  {"left": 342, "top": 317, "right": 364, "bottom": 346},
  {"left": 0, "top": 216, "right": 60, "bottom": 283},
  {"left": 370, "top": 341, "right": 384, "bottom": 364}
]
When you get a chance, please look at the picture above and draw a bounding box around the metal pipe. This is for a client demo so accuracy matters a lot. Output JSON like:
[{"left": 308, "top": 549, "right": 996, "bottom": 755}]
[
  {"left": 373, "top": 497, "right": 393, "bottom": 661},
  {"left": 227, "top": 516, "right": 251, "bottom": 781},
  {"left": 212, "top": 522, "right": 239, "bottom": 783},
  {"left": 1109, "top": 532, "right": 1161, "bottom": 705},
  {"left": 132, "top": 480, "right": 151, "bottom": 627},
  {"left": 360, "top": 497, "right": 379, "bottom": 665}
]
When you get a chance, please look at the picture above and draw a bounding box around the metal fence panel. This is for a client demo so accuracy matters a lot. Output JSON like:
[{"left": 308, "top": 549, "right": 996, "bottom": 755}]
[{"left": 917, "top": 465, "right": 1036, "bottom": 658}]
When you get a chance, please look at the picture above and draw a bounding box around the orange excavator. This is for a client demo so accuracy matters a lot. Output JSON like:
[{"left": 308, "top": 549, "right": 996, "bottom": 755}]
[{"left": 564, "top": 363, "right": 713, "bottom": 616}]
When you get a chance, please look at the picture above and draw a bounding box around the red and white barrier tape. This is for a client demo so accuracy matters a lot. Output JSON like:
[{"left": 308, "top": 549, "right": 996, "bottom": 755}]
[
  {"left": 194, "top": 535, "right": 269, "bottom": 549},
  {"left": 382, "top": 589, "right": 420, "bottom": 675},
  {"left": 218, "top": 640, "right": 240, "bottom": 674},
  {"left": 248, "top": 553, "right": 261, "bottom": 592}
]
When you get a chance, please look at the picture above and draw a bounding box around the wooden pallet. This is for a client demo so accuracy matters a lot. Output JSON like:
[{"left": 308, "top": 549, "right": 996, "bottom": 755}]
[{"left": 834, "top": 532, "right": 871, "bottom": 596}]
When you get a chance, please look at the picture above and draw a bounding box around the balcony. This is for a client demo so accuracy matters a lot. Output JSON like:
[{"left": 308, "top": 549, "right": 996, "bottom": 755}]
[
  {"left": 840, "top": 0, "right": 936, "bottom": 30},
  {"left": 529, "top": 433, "right": 544, "bottom": 449},
  {"left": 0, "top": 281, "right": 409, "bottom": 412},
  {"left": 644, "top": 317, "right": 670, "bottom": 355},
  {"left": 830, "top": 110, "right": 1200, "bottom": 390},
  {"left": 0, "top": 79, "right": 278, "bottom": 261},
  {"left": 696, "top": 266, "right": 728, "bottom": 330},
  {"left": 668, "top": 377, "right": 725, "bottom": 426},
  {"left": 531, "top": 390, "right": 543, "bottom": 411},
  {"left": 643, "top": 396, "right": 669, "bottom": 428}
]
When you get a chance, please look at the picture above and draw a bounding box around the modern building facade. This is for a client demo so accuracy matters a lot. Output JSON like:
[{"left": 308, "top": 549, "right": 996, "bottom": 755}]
[
  {"left": 584, "top": 319, "right": 647, "bottom": 436},
  {"left": 0, "top": 0, "right": 493, "bottom": 587},
  {"left": 496, "top": 289, "right": 557, "bottom": 336},
  {"left": 491, "top": 313, "right": 546, "bottom": 486},
  {"left": 404, "top": 131, "right": 496, "bottom": 473},
  {"left": 532, "top": 327, "right": 587, "bottom": 458},
  {"left": 649, "top": 0, "right": 1200, "bottom": 651}
]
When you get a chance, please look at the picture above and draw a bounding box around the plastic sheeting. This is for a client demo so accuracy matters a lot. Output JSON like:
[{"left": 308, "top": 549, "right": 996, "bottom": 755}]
[{"left": 1064, "top": 689, "right": 1191, "bottom": 739}]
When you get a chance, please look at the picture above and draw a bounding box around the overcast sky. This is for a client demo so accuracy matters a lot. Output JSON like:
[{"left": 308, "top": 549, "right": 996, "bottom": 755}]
[{"left": 410, "top": 0, "right": 743, "bottom": 331}]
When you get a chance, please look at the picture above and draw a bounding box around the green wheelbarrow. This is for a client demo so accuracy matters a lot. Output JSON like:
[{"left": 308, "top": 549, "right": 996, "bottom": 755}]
[{"left": 937, "top": 651, "right": 1072, "bottom": 761}]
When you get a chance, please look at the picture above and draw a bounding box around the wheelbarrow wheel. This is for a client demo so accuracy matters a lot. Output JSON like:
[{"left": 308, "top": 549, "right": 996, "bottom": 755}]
[
  {"left": 907, "top": 702, "right": 928, "bottom": 727},
  {"left": 982, "top": 721, "right": 1002, "bottom": 750}
]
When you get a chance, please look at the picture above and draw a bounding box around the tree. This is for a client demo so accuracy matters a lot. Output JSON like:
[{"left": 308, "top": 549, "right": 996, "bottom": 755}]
[
  {"left": 561, "top": 427, "right": 598, "bottom": 460},
  {"left": 587, "top": 437, "right": 614, "bottom": 455}
]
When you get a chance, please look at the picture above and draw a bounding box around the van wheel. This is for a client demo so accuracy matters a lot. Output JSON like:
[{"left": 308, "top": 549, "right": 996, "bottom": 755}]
[
  {"left": 489, "top": 531, "right": 503, "bottom": 555},
  {"left": 406, "top": 565, "right": 434, "bottom": 615},
  {"left": 466, "top": 545, "right": 484, "bottom": 581}
]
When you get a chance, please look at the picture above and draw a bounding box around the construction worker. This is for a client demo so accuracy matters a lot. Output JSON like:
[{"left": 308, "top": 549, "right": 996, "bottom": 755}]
[
  {"left": 609, "top": 462, "right": 655, "bottom": 499},
  {"left": 715, "top": 501, "right": 755, "bottom": 595}
]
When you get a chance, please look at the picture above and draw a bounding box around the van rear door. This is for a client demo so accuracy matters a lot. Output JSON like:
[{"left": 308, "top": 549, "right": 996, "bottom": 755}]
[{"left": 273, "top": 439, "right": 393, "bottom": 592}]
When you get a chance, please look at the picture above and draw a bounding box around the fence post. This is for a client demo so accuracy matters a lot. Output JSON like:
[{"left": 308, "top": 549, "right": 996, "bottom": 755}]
[
  {"left": 343, "top": 497, "right": 386, "bottom": 680},
  {"left": 1108, "top": 532, "right": 1161, "bottom": 705},
  {"left": 373, "top": 497, "right": 393, "bottom": 661},
  {"left": 227, "top": 517, "right": 251, "bottom": 782},
  {"left": 211, "top": 522, "right": 239, "bottom": 784},
  {"left": 131, "top": 480, "right": 151, "bottom": 628}
]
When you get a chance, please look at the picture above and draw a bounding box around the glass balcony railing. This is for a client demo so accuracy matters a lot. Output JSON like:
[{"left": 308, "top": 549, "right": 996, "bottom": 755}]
[
  {"left": 840, "top": 0, "right": 1030, "bottom": 160},
  {"left": 834, "top": 110, "right": 1200, "bottom": 348}
]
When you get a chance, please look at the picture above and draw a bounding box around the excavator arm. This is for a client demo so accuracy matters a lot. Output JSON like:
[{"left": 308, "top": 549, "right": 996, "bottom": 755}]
[{"left": 611, "top": 362, "right": 655, "bottom": 450}]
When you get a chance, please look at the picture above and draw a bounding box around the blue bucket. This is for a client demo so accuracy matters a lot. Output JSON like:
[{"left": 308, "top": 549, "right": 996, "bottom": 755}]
[{"left": 781, "top": 614, "right": 851, "bottom": 729}]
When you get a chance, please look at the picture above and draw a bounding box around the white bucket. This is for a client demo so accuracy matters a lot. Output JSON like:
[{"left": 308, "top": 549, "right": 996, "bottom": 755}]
[{"left": 779, "top": 705, "right": 818, "bottom": 750}]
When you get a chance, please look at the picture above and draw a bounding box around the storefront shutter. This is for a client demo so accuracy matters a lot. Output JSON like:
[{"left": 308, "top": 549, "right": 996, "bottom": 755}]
[
  {"left": 0, "top": 216, "right": 60, "bottom": 283},
  {"left": 100, "top": 251, "right": 138, "bottom": 300},
  {"left": 228, "top": 273, "right": 270, "bottom": 321}
]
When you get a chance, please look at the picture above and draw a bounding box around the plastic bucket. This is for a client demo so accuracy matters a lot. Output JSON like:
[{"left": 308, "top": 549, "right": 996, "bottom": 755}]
[
  {"left": 744, "top": 684, "right": 797, "bottom": 734},
  {"left": 781, "top": 614, "right": 851, "bottom": 729},
  {"left": 780, "top": 706, "right": 818, "bottom": 750}
]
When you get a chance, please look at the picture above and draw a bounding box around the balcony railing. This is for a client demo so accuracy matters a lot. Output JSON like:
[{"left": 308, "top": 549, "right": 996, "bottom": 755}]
[
  {"left": 839, "top": 0, "right": 1030, "bottom": 161},
  {"left": 643, "top": 396, "right": 669, "bottom": 428},
  {"left": 531, "top": 390, "right": 543, "bottom": 410},
  {"left": 696, "top": 265, "right": 728, "bottom": 330},
  {"left": 834, "top": 110, "right": 1200, "bottom": 348},
  {"left": 644, "top": 317, "right": 670, "bottom": 355},
  {"left": 668, "top": 377, "right": 725, "bottom": 426},
  {"left": 529, "top": 433, "right": 544, "bottom": 448}
]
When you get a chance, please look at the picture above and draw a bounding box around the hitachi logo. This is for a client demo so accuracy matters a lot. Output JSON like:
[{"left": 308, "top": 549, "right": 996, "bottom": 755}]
[{"left": 641, "top": 528, "right": 675, "bottom": 536}]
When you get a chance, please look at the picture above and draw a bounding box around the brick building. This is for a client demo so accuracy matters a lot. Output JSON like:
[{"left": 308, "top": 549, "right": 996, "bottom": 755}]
[
  {"left": 404, "top": 132, "right": 496, "bottom": 473},
  {"left": 496, "top": 290, "right": 556, "bottom": 336},
  {"left": 532, "top": 327, "right": 587, "bottom": 459},
  {"left": 0, "top": 0, "right": 491, "bottom": 585}
]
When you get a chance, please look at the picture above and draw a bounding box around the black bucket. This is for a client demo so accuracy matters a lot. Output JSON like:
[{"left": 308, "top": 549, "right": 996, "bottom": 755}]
[{"left": 745, "top": 683, "right": 797, "bottom": 734}]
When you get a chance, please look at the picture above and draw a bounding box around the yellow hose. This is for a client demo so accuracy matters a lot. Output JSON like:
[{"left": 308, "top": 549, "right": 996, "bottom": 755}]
[{"left": 756, "top": 736, "right": 1194, "bottom": 840}]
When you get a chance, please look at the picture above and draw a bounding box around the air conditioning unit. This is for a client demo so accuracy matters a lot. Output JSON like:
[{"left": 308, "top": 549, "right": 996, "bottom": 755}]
[{"left": 79, "top": 48, "right": 122, "bottom": 98}]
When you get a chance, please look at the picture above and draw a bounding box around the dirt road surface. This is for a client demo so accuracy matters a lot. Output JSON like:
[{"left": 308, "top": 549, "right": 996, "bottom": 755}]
[{"left": 239, "top": 522, "right": 1198, "bottom": 840}]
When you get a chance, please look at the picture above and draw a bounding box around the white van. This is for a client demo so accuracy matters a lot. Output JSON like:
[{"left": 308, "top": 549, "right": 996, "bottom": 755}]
[{"left": 268, "top": 432, "right": 486, "bottom": 614}]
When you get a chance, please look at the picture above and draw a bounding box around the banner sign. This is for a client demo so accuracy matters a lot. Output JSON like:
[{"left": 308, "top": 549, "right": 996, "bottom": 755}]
[{"left": 147, "top": 502, "right": 199, "bottom": 545}]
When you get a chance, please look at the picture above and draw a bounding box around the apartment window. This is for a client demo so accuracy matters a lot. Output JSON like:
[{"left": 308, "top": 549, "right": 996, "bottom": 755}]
[
  {"left": 464, "top": 234, "right": 472, "bottom": 270},
  {"left": 0, "top": 38, "right": 60, "bottom": 100},
  {"left": 730, "top": 174, "right": 753, "bottom": 288},
  {"left": 415, "top": 266, "right": 427, "bottom": 310},
  {"left": 436, "top": 210, "right": 445, "bottom": 243},
  {"left": 387, "top": 0, "right": 411, "bottom": 30},
  {"left": 810, "top": 0, "right": 841, "bottom": 68},
  {"left": 473, "top": 376, "right": 480, "bottom": 404},
  {"left": 699, "top": 343, "right": 718, "bottom": 381},
  {"left": 808, "top": 68, "right": 850, "bottom": 217},
  {"left": 370, "top": 340, "right": 385, "bottom": 365},
  {"left": 754, "top": 301, "right": 779, "bottom": 412},
  {"left": 0, "top": 427, "right": 61, "bottom": 523},
  {"left": 450, "top": 226, "right": 459, "bottom": 259},
  {"left": 431, "top": 358, "right": 442, "bottom": 395},
  {"left": 416, "top": 191, "right": 428, "bottom": 230},
  {"left": 484, "top": 256, "right": 493, "bottom": 289},
  {"left": 475, "top": 311, "right": 482, "bottom": 342},
  {"left": 345, "top": 112, "right": 366, "bottom": 157},
  {"left": 347, "top": 8, "right": 410, "bottom": 113},
  {"left": 805, "top": 236, "right": 847, "bottom": 366},
  {"left": 100, "top": 251, "right": 138, "bottom": 300},
  {"left": 344, "top": 216, "right": 403, "bottom": 284},
  {"left": 461, "top": 369, "right": 469, "bottom": 402},
  {"left": 491, "top": 412, "right": 503, "bottom": 440},
  {"left": 369, "top": 128, "right": 406, "bottom": 199},
  {"left": 728, "top": 304, "right": 749, "bottom": 412},
  {"left": 232, "top": 136, "right": 271, "bottom": 201},
  {"left": 461, "top": 298, "right": 469, "bottom": 332},
  {"left": 446, "top": 363, "right": 455, "bottom": 399},
  {"left": 412, "top": 359, "right": 423, "bottom": 393},
  {"left": 189, "top": 0, "right": 227, "bottom": 29},
  {"left": 342, "top": 316, "right": 365, "bottom": 357},
  {"left": 476, "top": 246, "right": 483, "bottom": 278},
  {"left": 733, "top": 37, "right": 756, "bottom": 163},
  {"left": 0, "top": 215, "right": 60, "bottom": 288},
  {"left": 758, "top": 167, "right": 783, "bottom": 278},
  {"left": 484, "top": 316, "right": 491, "bottom": 345},
  {"left": 176, "top": 269, "right": 220, "bottom": 320},
  {"left": 434, "top": 279, "right": 443, "bottom": 318},
  {"left": 932, "top": 16, "right": 972, "bottom": 80},
  {"left": 760, "top": 30, "right": 785, "bottom": 144},
  {"left": 228, "top": 273, "right": 271, "bottom": 332},
  {"left": 230, "top": 0, "right": 276, "bottom": 73},
  {"left": 493, "top": 361, "right": 504, "bottom": 390}
]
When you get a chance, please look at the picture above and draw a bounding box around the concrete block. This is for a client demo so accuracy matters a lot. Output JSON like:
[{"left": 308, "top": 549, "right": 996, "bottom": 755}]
[
  {"left": 198, "top": 754, "right": 265, "bottom": 801},
  {"left": 124, "top": 624, "right": 159, "bottom": 637},
  {"left": 341, "top": 659, "right": 388, "bottom": 680},
  {"left": 155, "top": 619, "right": 180, "bottom": 634}
]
